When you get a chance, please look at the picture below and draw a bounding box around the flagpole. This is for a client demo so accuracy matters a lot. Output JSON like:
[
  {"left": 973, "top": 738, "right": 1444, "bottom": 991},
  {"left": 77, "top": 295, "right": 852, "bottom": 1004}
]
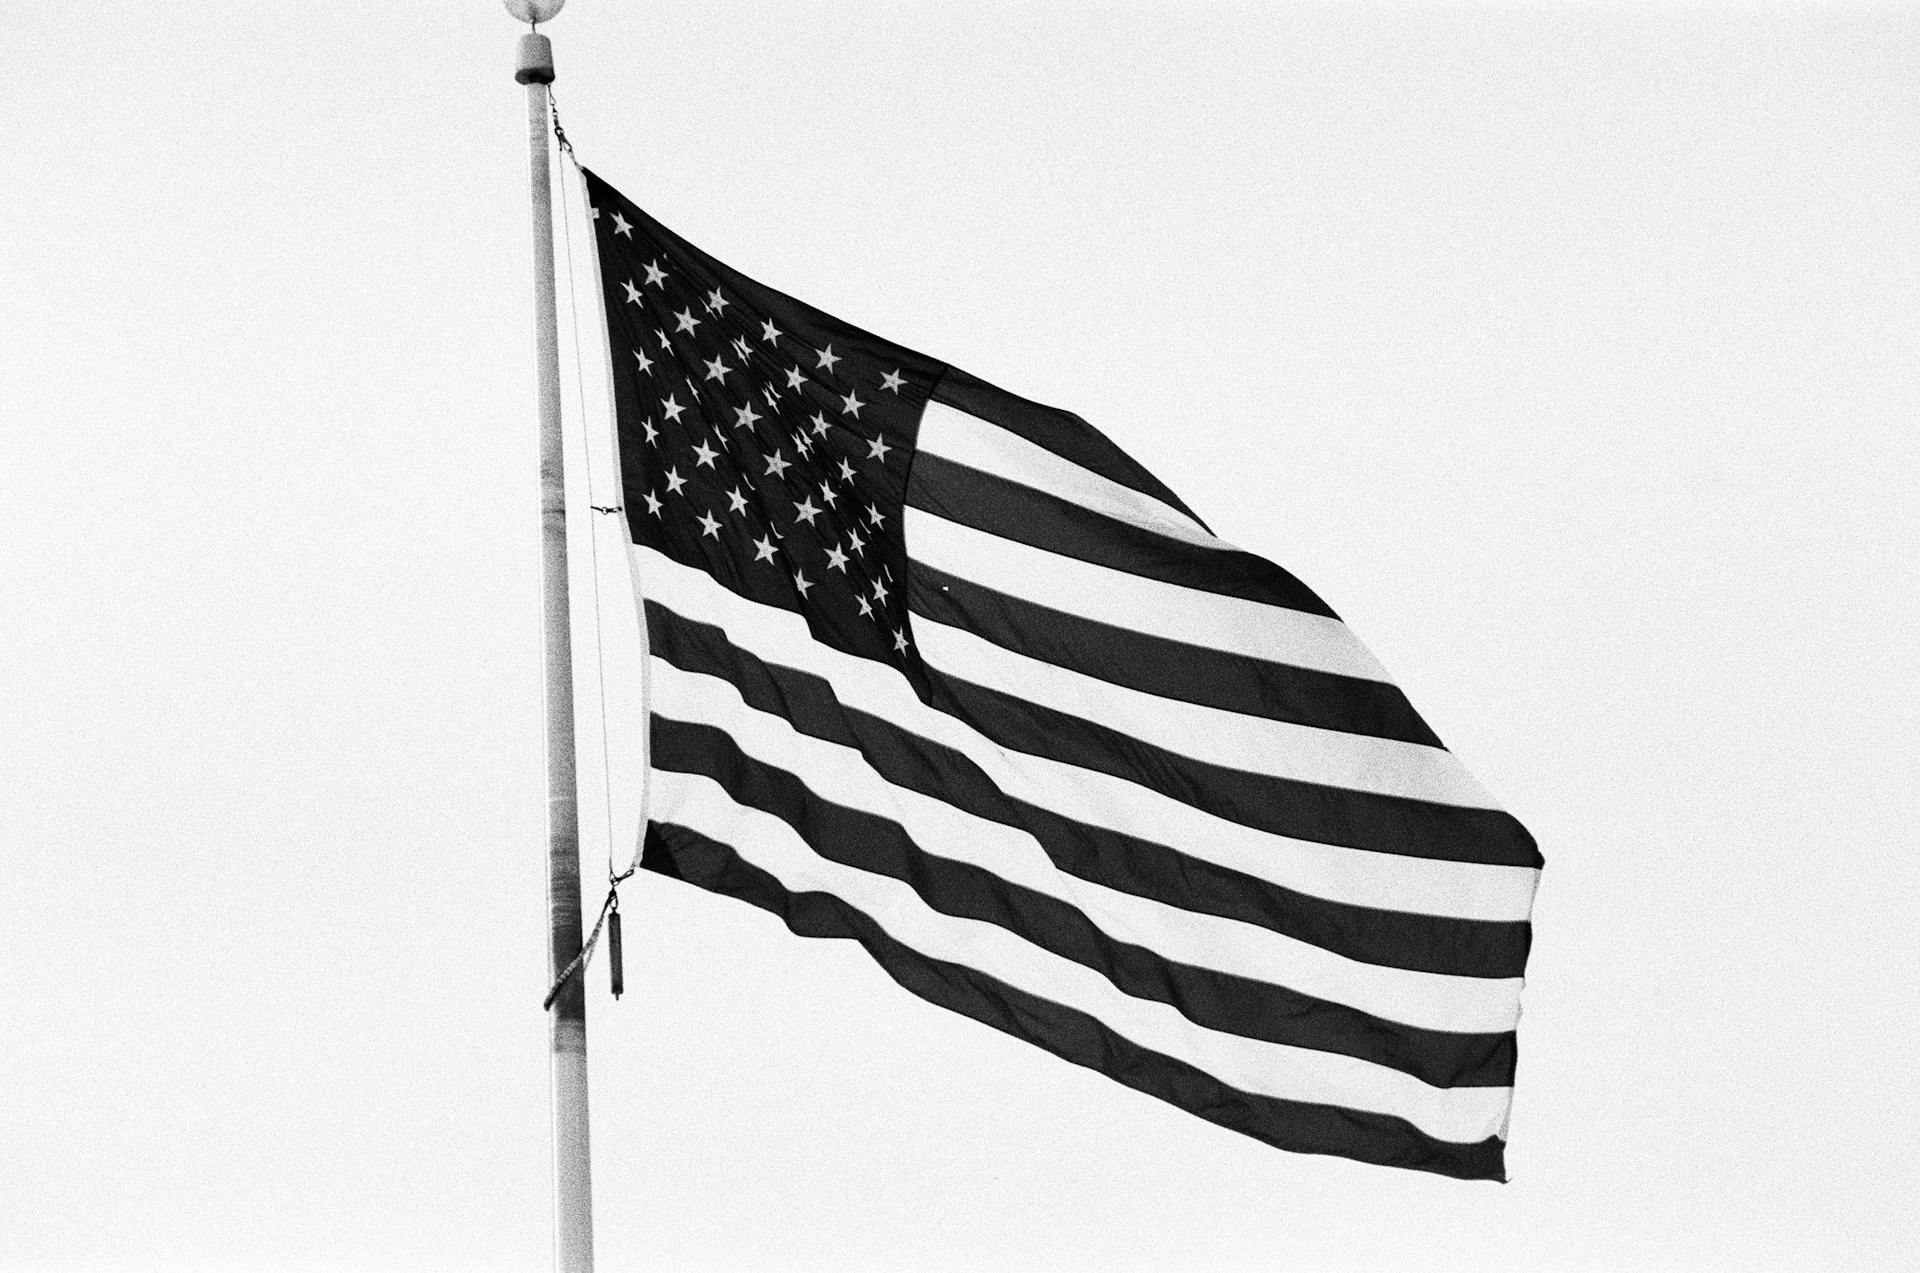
[{"left": 512, "top": 5, "right": 594, "bottom": 1270}]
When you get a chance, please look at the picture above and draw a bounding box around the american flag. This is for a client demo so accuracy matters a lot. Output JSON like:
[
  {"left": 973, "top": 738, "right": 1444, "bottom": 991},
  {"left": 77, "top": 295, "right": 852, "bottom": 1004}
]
[{"left": 583, "top": 166, "right": 1540, "bottom": 1181}]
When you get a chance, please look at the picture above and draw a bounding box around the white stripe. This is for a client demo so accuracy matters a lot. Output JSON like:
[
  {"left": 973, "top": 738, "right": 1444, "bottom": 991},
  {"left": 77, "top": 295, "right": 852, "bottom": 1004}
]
[
  {"left": 635, "top": 546, "right": 1539, "bottom": 922},
  {"left": 654, "top": 660, "right": 1522, "bottom": 1033},
  {"left": 912, "top": 614, "right": 1497, "bottom": 809},
  {"left": 657, "top": 768, "right": 1514, "bottom": 1144},
  {"left": 919, "top": 400, "right": 1222, "bottom": 549},
  {"left": 906, "top": 508, "right": 1392, "bottom": 684}
]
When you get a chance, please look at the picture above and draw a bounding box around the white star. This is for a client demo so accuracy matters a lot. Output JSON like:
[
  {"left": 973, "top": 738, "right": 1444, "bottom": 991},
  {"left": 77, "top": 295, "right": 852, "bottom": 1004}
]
[
  {"left": 656, "top": 328, "right": 672, "bottom": 350},
  {"left": 815, "top": 344, "right": 841, "bottom": 373},
  {"left": 793, "top": 496, "right": 822, "bottom": 526},
  {"left": 734, "top": 402, "right": 762, "bottom": 430},
  {"left": 612, "top": 212, "right": 633, "bottom": 237},
  {"left": 867, "top": 504, "right": 886, "bottom": 529},
  {"left": 674, "top": 308, "right": 701, "bottom": 334},
  {"left": 633, "top": 347, "right": 654, "bottom": 374},
  {"left": 826, "top": 545, "right": 849, "bottom": 572},
  {"left": 848, "top": 528, "right": 866, "bottom": 554},
  {"left": 727, "top": 487, "right": 750, "bottom": 516},
  {"left": 837, "top": 458, "right": 857, "bottom": 483},
  {"left": 761, "top": 319, "right": 783, "bottom": 344},
  {"left": 752, "top": 535, "right": 778, "bottom": 563},
  {"left": 732, "top": 335, "right": 752, "bottom": 361},
  {"left": 819, "top": 482, "right": 838, "bottom": 507},
  {"left": 871, "top": 578, "right": 890, "bottom": 604},
  {"left": 840, "top": 391, "right": 864, "bottom": 418},
  {"left": 621, "top": 279, "right": 643, "bottom": 305},
  {"left": 703, "top": 355, "right": 732, "bottom": 383},
  {"left": 856, "top": 595, "right": 873, "bottom": 617},
  {"left": 867, "top": 436, "right": 891, "bottom": 463},
  {"left": 691, "top": 439, "right": 719, "bottom": 468},
  {"left": 880, "top": 370, "right": 906, "bottom": 393},
  {"left": 893, "top": 628, "right": 910, "bottom": 653},
  {"left": 697, "top": 510, "right": 722, "bottom": 539},
  {"left": 641, "top": 418, "right": 659, "bottom": 445},
  {"left": 643, "top": 260, "right": 668, "bottom": 287},
  {"left": 784, "top": 366, "right": 807, "bottom": 392},
  {"left": 812, "top": 413, "right": 833, "bottom": 439},
  {"left": 661, "top": 395, "right": 686, "bottom": 423},
  {"left": 706, "top": 287, "right": 729, "bottom": 315},
  {"left": 643, "top": 491, "right": 663, "bottom": 517},
  {"left": 793, "top": 570, "right": 814, "bottom": 598},
  {"left": 794, "top": 433, "right": 813, "bottom": 458},
  {"left": 664, "top": 467, "right": 687, "bottom": 495},
  {"left": 764, "top": 451, "right": 791, "bottom": 479}
]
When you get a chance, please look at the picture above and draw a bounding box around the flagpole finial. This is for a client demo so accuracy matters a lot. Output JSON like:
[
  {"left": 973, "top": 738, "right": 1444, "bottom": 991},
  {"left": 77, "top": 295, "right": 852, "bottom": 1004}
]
[{"left": 504, "top": 0, "right": 565, "bottom": 24}]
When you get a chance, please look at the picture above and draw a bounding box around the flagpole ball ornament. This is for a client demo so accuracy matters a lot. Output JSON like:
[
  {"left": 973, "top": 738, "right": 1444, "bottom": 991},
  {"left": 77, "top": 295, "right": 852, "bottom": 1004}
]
[{"left": 503, "top": 0, "right": 565, "bottom": 24}]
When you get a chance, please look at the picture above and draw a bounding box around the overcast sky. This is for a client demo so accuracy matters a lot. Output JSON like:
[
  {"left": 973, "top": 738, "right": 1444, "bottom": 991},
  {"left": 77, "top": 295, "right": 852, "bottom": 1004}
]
[{"left": 4, "top": 2, "right": 1916, "bottom": 1270}]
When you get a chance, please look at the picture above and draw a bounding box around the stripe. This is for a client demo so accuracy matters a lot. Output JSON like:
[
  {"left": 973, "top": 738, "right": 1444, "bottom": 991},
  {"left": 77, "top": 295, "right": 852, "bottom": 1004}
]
[
  {"left": 909, "top": 562, "right": 1441, "bottom": 746},
  {"left": 642, "top": 823, "right": 1508, "bottom": 1179},
  {"left": 911, "top": 613, "right": 1494, "bottom": 809},
  {"left": 909, "top": 449, "right": 1338, "bottom": 618},
  {"left": 917, "top": 401, "right": 1219, "bottom": 549},
  {"left": 929, "top": 367, "right": 1212, "bottom": 532},
  {"left": 637, "top": 543, "right": 1545, "bottom": 902},
  {"left": 648, "top": 605, "right": 1531, "bottom": 980},
  {"left": 651, "top": 717, "right": 1515, "bottom": 1086},
  {"left": 648, "top": 767, "right": 1516, "bottom": 1146},
  {"left": 649, "top": 670, "right": 1523, "bottom": 1040},
  {"left": 927, "top": 666, "right": 1534, "bottom": 868},
  {"left": 905, "top": 508, "right": 1388, "bottom": 683}
]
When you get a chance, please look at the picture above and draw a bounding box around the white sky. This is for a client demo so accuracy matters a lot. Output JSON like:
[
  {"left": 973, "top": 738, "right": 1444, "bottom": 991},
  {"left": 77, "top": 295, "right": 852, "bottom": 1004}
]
[{"left": 4, "top": 2, "right": 1917, "bottom": 1270}]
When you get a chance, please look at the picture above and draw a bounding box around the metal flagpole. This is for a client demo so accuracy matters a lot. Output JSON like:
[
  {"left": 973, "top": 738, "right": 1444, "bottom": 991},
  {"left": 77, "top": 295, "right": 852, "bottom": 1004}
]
[{"left": 510, "top": 3, "right": 593, "bottom": 1269}]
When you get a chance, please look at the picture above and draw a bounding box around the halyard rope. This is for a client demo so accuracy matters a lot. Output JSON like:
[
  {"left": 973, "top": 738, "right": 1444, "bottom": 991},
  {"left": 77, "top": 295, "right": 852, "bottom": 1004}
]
[
  {"left": 551, "top": 89, "right": 633, "bottom": 892},
  {"left": 542, "top": 89, "right": 640, "bottom": 1009}
]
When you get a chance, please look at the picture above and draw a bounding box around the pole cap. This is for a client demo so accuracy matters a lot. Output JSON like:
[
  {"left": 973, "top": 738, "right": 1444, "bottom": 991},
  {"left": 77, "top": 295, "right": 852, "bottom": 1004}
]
[{"left": 515, "top": 32, "right": 555, "bottom": 84}]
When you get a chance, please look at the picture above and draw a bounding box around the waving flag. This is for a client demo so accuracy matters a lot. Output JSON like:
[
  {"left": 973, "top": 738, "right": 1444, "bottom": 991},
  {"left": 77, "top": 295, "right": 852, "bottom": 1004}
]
[{"left": 584, "top": 167, "right": 1540, "bottom": 1180}]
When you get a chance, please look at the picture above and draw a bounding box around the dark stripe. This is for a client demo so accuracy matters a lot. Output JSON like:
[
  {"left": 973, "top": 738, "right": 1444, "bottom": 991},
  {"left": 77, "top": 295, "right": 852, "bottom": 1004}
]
[
  {"left": 929, "top": 368, "right": 1214, "bottom": 535},
  {"left": 642, "top": 821, "right": 1509, "bottom": 1181},
  {"left": 923, "top": 664, "right": 1541, "bottom": 869},
  {"left": 908, "top": 562, "right": 1441, "bottom": 747},
  {"left": 653, "top": 717, "right": 1515, "bottom": 1088},
  {"left": 647, "top": 600, "right": 1533, "bottom": 977},
  {"left": 908, "top": 450, "right": 1338, "bottom": 618}
]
